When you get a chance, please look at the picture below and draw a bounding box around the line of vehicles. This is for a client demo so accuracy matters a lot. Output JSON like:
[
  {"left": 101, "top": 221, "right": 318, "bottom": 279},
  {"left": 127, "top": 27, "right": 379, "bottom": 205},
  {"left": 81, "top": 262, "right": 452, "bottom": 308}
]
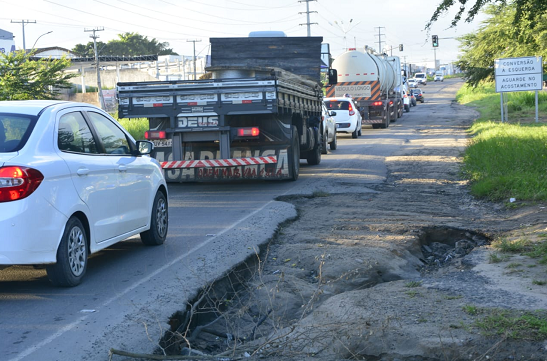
[
  {"left": 118, "top": 37, "right": 425, "bottom": 184},
  {"left": 0, "top": 32, "right": 432, "bottom": 286}
]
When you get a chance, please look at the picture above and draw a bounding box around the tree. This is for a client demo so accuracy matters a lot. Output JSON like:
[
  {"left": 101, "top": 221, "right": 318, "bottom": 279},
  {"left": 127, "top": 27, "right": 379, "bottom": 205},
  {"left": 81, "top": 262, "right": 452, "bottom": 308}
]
[
  {"left": 71, "top": 32, "right": 177, "bottom": 56},
  {"left": 0, "top": 50, "right": 77, "bottom": 100},
  {"left": 456, "top": 4, "right": 547, "bottom": 87},
  {"left": 72, "top": 41, "right": 107, "bottom": 57},
  {"left": 427, "top": 0, "right": 547, "bottom": 29}
]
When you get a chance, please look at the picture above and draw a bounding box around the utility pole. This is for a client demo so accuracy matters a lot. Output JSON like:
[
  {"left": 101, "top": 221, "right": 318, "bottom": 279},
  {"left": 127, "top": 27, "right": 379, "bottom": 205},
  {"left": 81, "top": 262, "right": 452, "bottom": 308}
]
[
  {"left": 11, "top": 20, "right": 36, "bottom": 52},
  {"left": 187, "top": 39, "right": 201, "bottom": 80},
  {"left": 375, "top": 26, "right": 385, "bottom": 53},
  {"left": 298, "top": 0, "right": 317, "bottom": 36},
  {"left": 85, "top": 27, "right": 106, "bottom": 110}
]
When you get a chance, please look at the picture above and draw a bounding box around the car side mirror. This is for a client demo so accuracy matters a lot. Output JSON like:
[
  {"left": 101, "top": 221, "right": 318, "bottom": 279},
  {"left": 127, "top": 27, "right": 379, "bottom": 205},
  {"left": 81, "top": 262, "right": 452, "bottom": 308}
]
[
  {"left": 134, "top": 140, "right": 154, "bottom": 156},
  {"left": 328, "top": 69, "right": 337, "bottom": 85}
]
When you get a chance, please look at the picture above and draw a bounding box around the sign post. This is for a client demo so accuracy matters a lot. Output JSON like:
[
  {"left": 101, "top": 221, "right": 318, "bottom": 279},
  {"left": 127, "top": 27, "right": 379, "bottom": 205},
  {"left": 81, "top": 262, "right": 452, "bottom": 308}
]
[{"left": 495, "top": 56, "right": 543, "bottom": 122}]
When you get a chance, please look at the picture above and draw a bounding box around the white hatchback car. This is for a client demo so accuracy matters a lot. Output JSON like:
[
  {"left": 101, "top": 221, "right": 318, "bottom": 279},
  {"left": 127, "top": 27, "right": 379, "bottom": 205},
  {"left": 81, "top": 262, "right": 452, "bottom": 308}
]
[
  {"left": 321, "top": 102, "right": 337, "bottom": 154},
  {"left": 323, "top": 97, "right": 362, "bottom": 139},
  {"left": 0, "top": 100, "right": 168, "bottom": 286}
]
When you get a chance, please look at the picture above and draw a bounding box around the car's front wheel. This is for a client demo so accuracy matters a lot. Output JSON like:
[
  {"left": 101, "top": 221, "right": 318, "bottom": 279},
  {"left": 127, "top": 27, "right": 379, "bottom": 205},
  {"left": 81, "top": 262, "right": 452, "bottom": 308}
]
[
  {"left": 46, "top": 217, "right": 88, "bottom": 287},
  {"left": 140, "top": 191, "right": 168, "bottom": 246}
]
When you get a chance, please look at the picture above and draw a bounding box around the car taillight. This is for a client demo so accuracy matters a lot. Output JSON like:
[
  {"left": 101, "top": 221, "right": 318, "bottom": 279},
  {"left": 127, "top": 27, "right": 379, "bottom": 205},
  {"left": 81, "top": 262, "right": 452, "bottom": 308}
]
[
  {"left": 348, "top": 103, "right": 355, "bottom": 116},
  {"left": 145, "top": 130, "right": 166, "bottom": 140},
  {"left": 0, "top": 166, "right": 44, "bottom": 203}
]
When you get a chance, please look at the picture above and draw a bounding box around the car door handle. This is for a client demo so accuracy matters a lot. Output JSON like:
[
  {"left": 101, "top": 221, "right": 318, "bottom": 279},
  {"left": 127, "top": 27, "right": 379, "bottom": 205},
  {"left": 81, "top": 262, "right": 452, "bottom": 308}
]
[
  {"left": 118, "top": 165, "right": 128, "bottom": 172},
  {"left": 76, "top": 168, "right": 89, "bottom": 176}
]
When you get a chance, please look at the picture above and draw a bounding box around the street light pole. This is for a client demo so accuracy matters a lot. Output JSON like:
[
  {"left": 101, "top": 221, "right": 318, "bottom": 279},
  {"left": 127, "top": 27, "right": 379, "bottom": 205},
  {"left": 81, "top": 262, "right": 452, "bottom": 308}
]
[{"left": 31, "top": 31, "right": 52, "bottom": 50}]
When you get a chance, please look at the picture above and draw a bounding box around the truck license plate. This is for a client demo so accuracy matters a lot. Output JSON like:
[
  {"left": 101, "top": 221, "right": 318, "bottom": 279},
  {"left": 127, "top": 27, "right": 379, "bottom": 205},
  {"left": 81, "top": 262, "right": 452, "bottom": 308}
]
[{"left": 153, "top": 139, "right": 172, "bottom": 147}]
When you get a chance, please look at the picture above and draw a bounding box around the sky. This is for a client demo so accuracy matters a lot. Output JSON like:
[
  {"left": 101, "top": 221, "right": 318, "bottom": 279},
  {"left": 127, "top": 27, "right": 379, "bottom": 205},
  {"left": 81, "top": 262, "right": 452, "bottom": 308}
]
[{"left": 0, "top": 0, "right": 488, "bottom": 67}]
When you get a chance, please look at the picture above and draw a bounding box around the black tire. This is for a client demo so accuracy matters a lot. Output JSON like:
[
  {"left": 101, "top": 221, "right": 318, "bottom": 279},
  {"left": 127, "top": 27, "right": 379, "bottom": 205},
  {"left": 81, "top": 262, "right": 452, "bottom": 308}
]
[
  {"left": 288, "top": 126, "right": 300, "bottom": 181},
  {"left": 329, "top": 131, "right": 337, "bottom": 150},
  {"left": 358, "top": 125, "right": 362, "bottom": 136},
  {"left": 306, "top": 128, "right": 322, "bottom": 165},
  {"left": 140, "top": 191, "right": 168, "bottom": 246},
  {"left": 46, "top": 217, "right": 88, "bottom": 287},
  {"left": 352, "top": 123, "right": 359, "bottom": 138},
  {"left": 421, "top": 99, "right": 425, "bottom": 103},
  {"left": 381, "top": 111, "right": 389, "bottom": 129},
  {"left": 321, "top": 130, "right": 328, "bottom": 155},
  {"left": 404, "top": 104, "right": 410, "bottom": 112}
]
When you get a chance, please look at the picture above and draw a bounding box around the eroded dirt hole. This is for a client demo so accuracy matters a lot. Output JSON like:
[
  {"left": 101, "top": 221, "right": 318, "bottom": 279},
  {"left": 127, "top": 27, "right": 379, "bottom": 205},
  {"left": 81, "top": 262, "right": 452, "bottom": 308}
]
[{"left": 417, "top": 226, "right": 491, "bottom": 271}]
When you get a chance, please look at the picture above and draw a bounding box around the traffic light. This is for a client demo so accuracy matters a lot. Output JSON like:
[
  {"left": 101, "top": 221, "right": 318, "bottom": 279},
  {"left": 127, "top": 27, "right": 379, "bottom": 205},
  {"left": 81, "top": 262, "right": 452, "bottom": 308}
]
[
  {"left": 432, "top": 35, "right": 439, "bottom": 47},
  {"left": 399, "top": 44, "right": 403, "bottom": 51}
]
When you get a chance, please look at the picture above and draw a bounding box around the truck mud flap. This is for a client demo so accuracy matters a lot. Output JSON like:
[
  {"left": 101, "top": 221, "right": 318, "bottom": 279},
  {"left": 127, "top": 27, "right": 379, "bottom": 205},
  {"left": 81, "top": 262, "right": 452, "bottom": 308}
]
[{"left": 153, "top": 146, "right": 292, "bottom": 182}]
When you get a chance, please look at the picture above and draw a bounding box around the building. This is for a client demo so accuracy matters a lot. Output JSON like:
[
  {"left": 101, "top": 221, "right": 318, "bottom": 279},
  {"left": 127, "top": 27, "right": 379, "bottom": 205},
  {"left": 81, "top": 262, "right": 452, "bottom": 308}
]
[{"left": 0, "top": 29, "right": 15, "bottom": 54}]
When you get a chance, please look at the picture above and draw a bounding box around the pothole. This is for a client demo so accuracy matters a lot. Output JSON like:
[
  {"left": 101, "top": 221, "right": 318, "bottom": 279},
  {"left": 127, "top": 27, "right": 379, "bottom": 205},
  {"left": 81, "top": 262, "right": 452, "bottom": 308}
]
[
  {"left": 417, "top": 226, "right": 491, "bottom": 272},
  {"left": 153, "top": 225, "right": 493, "bottom": 359}
]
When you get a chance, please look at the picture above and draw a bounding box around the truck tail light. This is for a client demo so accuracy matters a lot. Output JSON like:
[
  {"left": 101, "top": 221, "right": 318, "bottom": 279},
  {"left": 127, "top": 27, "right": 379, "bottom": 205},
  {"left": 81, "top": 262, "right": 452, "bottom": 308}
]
[
  {"left": 237, "top": 127, "right": 260, "bottom": 137},
  {"left": 372, "top": 101, "right": 383, "bottom": 106},
  {"left": 145, "top": 130, "right": 166, "bottom": 140},
  {"left": 0, "top": 166, "right": 44, "bottom": 203}
]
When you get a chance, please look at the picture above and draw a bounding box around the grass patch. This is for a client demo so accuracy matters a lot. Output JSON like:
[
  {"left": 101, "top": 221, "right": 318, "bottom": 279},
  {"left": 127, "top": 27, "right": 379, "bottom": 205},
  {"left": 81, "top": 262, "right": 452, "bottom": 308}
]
[
  {"left": 463, "top": 305, "right": 479, "bottom": 316},
  {"left": 405, "top": 290, "right": 419, "bottom": 298},
  {"left": 475, "top": 309, "right": 547, "bottom": 340},
  {"left": 489, "top": 252, "right": 510, "bottom": 263},
  {"left": 404, "top": 281, "right": 422, "bottom": 288},
  {"left": 491, "top": 238, "right": 531, "bottom": 253},
  {"left": 457, "top": 83, "right": 547, "bottom": 202},
  {"left": 110, "top": 112, "right": 149, "bottom": 140},
  {"left": 532, "top": 280, "right": 547, "bottom": 286}
]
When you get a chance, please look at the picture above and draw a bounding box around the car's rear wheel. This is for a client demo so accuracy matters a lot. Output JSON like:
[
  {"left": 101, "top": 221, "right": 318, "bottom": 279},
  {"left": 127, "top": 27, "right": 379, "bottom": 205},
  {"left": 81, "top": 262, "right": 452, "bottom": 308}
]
[
  {"left": 46, "top": 217, "right": 88, "bottom": 287},
  {"left": 404, "top": 104, "right": 410, "bottom": 112},
  {"left": 141, "top": 191, "right": 168, "bottom": 246}
]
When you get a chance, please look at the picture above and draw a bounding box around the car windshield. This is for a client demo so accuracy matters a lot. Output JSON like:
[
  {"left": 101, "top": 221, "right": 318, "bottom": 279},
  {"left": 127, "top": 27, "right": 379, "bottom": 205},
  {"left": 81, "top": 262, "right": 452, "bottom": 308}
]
[
  {"left": 324, "top": 101, "right": 350, "bottom": 111},
  {"left": 0, "top": 114, "right": 37, "bottom": 153}
]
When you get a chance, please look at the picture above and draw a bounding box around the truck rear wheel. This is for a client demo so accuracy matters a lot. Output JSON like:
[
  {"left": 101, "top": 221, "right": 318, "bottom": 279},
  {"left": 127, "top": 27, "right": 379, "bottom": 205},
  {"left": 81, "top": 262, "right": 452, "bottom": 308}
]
[
  {"left": 321, "top": 131, "right": 328, "bottom": 155},
  {"left": 381, "top": 112, "right": 389, "bottom": 129},
  {"left": 306, "top": 128, "right": 322, "bottom": 165},
  {"left": 288, "top": 126, "right": 300, "bottom": 181}
]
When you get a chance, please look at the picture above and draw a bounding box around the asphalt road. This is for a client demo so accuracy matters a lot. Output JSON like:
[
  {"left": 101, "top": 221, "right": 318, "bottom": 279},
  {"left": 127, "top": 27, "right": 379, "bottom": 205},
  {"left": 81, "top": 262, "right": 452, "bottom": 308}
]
[{"left": 0, "top": 78, "right": 454, "bottom": 361}]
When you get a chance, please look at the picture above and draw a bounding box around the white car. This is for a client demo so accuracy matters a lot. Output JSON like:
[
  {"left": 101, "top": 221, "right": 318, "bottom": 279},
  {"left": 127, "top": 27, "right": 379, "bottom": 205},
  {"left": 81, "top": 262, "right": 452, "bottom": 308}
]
[
  {"left": 414, "top": 72, "right": 427, "bottom": 86},
  {"left": 323, "top": 97, "right": 362, "bottom": 139},
  {"left": 402, "top": 90, "right": 411, "bottom": 112},
  {"left": 321, "top": 103, "right": 337, "bottom": 153},
  {"left": 407, "top": 79, "right": 417, "bottom": 88},
  {"left": 434, "top": 73, "right": 444, "bottom": 82},
  {"left": 0, "top": 100, "right": 168, "bottom": 286}
]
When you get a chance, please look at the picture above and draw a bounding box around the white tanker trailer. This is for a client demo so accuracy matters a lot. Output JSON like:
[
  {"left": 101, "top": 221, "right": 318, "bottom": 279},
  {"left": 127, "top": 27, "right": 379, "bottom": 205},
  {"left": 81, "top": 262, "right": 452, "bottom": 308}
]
[{"left": 326, "top": 48, "right": 404, "bottom": 129}]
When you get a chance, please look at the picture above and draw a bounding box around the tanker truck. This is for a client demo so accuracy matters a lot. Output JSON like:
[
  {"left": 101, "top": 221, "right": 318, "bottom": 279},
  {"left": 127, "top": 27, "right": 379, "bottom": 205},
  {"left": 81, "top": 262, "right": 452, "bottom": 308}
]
[
  {"left": 326, "top": 48, "right": 403, "bottom": 129},
  {"left": 117, "top": 33, "right": 336, "bottom": 182}
]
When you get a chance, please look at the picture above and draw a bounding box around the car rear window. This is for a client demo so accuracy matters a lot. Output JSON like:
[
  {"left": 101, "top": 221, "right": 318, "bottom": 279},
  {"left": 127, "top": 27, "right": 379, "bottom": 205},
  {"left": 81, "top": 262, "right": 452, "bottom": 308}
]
[
  {"left": 324, "top": 101, "right": 350, "bottom": 111},
  {"left": 0, "top": 114, "right": 37, "bottom": 153}
]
